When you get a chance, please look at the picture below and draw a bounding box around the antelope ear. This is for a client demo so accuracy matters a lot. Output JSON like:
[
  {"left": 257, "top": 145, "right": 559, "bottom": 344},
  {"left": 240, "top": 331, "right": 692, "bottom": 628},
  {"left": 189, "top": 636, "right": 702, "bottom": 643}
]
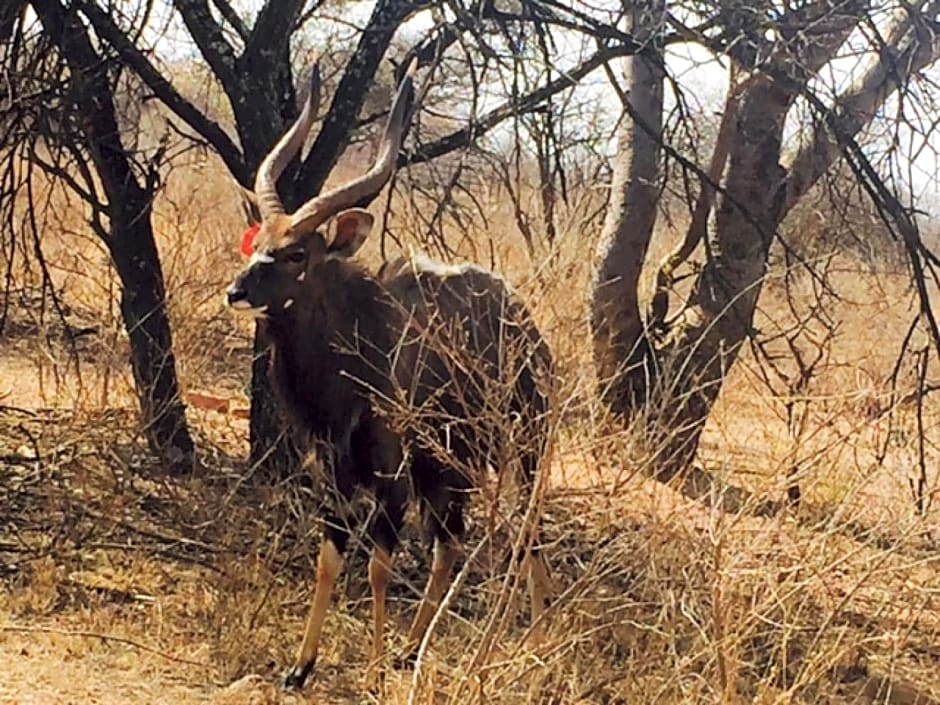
[
  {"left": 328, "top": 208, "right": 373, "bottom": 258},
  {"left": 235, "top": 181, "right": 262, "bottom": 225}
]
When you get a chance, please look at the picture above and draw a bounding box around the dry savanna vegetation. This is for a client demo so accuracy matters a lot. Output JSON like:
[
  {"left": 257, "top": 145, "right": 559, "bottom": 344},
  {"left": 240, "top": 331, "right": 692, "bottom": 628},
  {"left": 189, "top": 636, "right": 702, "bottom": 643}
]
[
  {"left": 4, "top": 2, "right": 940, "bottom": 697},
  {"left": 2, "top": 136, "right": 939, "bottom": 705}
]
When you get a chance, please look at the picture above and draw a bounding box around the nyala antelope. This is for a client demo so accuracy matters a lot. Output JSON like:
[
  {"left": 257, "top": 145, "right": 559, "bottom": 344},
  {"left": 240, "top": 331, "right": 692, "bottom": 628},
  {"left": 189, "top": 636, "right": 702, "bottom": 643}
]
[{"left": 226, "top": 61, "right": 553, "bottom": 690}]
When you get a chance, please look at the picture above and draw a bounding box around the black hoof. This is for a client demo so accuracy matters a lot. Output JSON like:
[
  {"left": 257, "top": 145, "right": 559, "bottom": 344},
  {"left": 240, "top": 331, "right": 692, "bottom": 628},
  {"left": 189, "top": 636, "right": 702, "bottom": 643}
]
[{"left": 283, "top": 663, "right": 313, "bottom": 691}]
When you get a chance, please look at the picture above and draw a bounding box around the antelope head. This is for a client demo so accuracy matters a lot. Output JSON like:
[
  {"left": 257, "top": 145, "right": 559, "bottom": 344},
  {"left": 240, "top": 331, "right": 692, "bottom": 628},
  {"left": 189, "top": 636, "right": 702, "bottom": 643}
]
[{"left": 226, "top": 61, "right": 416, "bottom": 317}]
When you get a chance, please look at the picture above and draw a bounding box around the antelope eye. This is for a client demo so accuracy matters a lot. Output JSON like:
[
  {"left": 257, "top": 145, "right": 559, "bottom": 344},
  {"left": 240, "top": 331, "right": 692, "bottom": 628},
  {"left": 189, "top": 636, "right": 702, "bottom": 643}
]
[{"left": 286, "top": 249, "right": 306, "bottom": 264}]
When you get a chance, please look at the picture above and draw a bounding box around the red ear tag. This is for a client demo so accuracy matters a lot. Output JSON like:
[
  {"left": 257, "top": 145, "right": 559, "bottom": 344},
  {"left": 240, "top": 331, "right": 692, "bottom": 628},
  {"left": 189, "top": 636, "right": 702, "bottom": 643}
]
[{"left": 240, "top": 223, "right": 261, "bottom": 257}]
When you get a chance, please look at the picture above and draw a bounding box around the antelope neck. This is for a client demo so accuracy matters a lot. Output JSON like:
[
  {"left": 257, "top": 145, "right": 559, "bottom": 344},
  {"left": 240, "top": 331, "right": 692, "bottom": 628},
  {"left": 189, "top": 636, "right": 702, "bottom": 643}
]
[{"left": 264, "top": 261, "right": 393, "bottom": 347}]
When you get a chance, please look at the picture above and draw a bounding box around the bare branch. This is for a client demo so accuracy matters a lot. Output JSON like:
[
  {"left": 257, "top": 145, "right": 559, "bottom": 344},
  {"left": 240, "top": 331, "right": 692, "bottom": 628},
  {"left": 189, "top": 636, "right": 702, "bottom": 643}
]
[
  {"left": 294, "top": 0, "right": 421, "bottom": 199},
  {"left": 803, "top": 84, "right": 940, "bottom": 363},
  {"left": 242, "top": 0, "right": 305, "bottom": 68},
  {"left": 400, "top": 20, "right": 463, "bottom": 70},
  {"left": 783, "top": 0, "right": 940, "bottom": 214},
  {"left": 402, "top": 43, "right": 641, "bottom": 167},
  {"left": 171, "top": 0, "right": 239, "bottom": 95},
  {"left": 76, "top": 0, "right": 249, "bottom": 184},
  {"left": 532, "top": 0, "right": 651, "bottom": 45},
  {"left": 210, "top": 0, "right": 249, "bottom": 41}
]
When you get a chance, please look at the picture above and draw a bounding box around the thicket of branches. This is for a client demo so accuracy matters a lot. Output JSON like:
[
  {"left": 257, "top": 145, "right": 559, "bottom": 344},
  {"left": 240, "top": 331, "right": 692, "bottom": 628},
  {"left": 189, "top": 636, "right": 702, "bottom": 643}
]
[
  {"left": 2, "top": 0, "right": 939, "bottom": 497},
  {"left": 591, "top": 0, "right": 940, "bottom": 497}
]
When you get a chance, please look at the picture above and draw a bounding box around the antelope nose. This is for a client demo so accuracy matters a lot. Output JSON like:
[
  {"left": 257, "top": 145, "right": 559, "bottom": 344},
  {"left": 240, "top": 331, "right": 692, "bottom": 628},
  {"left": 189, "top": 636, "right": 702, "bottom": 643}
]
[{"left": 226, "top": 285, "right": 247, "bottom": 306}]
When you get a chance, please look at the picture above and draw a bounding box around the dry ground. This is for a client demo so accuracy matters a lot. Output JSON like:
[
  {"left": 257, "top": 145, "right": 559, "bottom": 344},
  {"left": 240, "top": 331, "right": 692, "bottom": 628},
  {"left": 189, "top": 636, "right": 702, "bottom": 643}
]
[{"left": 2, "top": 160, "right": 940, "bottom": 704}]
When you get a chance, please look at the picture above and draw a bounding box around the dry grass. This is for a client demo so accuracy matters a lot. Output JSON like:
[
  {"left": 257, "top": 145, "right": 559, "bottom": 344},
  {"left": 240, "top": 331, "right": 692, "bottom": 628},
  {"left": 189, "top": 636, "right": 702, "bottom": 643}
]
[{"left": 2, "top": 152, "right": 940, "bottom": 705}]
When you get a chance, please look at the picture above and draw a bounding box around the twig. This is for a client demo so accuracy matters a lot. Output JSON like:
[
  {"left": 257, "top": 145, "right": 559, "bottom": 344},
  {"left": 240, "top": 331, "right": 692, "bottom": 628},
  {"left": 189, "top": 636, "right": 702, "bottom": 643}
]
[
  {"left": 82, "top": 508, "right": 221, "bottom": 554},
  {"left": 80, "top": 542, "right": 220, "bottom": 572},
  {"left": 1, "top": 624, "right": 211, "bottom": 669},
  {"left": 0, "top": 453, "right": 39, "bottom": 465}
]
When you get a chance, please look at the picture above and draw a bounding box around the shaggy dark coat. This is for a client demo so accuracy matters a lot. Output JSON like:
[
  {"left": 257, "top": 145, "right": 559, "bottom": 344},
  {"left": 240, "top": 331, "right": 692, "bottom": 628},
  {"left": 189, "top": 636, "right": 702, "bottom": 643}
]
[{"left": 263, "top": 254, "right": 552, "bottom": 554}]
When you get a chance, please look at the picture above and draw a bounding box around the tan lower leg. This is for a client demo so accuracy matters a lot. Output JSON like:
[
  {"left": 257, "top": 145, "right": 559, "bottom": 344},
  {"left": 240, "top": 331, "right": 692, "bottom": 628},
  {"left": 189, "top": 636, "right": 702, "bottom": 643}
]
[
  {"left": 406, "top": 539, "right": 459, "bottom": 649},
  {"left": 292, "top": 539, "right": 343, "bottom": 672},
  {"left": 368, "top": 546, "right": 393, "bottom": 667}
]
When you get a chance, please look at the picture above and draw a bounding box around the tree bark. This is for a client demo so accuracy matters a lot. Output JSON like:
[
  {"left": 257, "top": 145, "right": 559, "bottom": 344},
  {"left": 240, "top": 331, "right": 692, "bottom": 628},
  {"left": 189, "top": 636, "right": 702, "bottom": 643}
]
[
  {"left": 651, "top": 76, "right": 793, "bottom": 473},
  {"left": 108, "top": 195, "right": 195, "bottom": 474},
  {"left": 590, "top": 0, "right": 665, "bottom": 415}
]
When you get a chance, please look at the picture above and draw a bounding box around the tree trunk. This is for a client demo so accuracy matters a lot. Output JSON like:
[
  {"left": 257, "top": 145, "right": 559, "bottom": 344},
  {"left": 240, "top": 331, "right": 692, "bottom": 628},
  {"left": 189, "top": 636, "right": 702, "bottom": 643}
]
[
  {"left": 649, "top": 77, "right": 793, "bottom": 474},
  {"left": 594, "top": 72, "right": 801, "bottom": 477},
  {"left": 108, "top": 194, "right": 195, "bottom": 475},
  {"left": 590, "top": 0, "right": 665, "bottom": 415},
  {"left": 234, "top": 51, "right": 304, "bottom": 480},
  {"left": 589, "top": 0, "right": 938, "bottom": 485},
  {"left": 33, "top": 0, "right": 194, "bottom": 474}
]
